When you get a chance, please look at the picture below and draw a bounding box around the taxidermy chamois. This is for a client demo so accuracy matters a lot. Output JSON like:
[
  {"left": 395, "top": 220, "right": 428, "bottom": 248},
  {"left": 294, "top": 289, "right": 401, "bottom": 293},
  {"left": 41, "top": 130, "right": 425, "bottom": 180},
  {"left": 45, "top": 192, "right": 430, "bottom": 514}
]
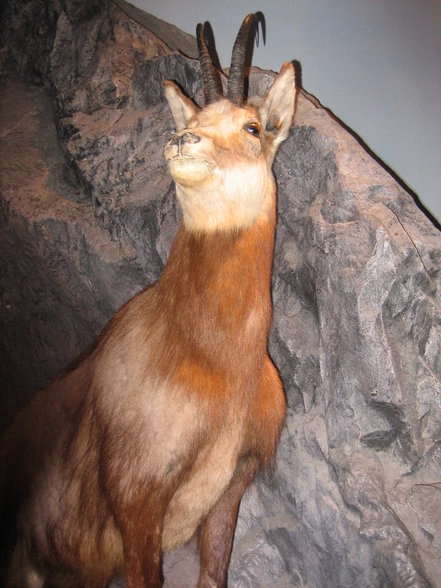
[{"left": 0, "top": 13, "right": 296, "bottom": 588}]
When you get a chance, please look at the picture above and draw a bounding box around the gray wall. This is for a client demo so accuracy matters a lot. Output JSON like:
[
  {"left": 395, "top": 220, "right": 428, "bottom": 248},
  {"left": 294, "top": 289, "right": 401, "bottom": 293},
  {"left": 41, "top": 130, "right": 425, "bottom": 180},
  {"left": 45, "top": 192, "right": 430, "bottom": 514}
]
[{"left": 130, "top": 0, "right": 441, "bottom": 224}]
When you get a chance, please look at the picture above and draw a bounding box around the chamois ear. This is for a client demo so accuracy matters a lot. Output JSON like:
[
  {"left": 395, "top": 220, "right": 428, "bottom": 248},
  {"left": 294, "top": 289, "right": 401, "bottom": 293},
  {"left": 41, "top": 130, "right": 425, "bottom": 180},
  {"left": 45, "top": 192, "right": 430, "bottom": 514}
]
[
  {"left": 259, "top": 61, "right": 296, "bottom": 161},
  {"left": 164, "top": 80, "right": 200, "bottom": 131}
]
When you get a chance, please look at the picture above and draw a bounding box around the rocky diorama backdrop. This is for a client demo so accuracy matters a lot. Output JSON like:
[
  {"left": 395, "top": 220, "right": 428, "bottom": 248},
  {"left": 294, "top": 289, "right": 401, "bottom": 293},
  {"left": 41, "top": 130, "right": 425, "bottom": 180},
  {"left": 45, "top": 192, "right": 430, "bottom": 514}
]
[{"left": 1, "top": 0, "right": 440, "bottom": 586}]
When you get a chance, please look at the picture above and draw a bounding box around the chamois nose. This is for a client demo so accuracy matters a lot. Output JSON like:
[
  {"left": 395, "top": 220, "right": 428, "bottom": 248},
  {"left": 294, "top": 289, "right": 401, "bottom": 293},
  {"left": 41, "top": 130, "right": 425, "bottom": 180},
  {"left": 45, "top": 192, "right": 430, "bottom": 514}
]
[{"left": 170, "top": 132, "right": 201, "bottom": 147}]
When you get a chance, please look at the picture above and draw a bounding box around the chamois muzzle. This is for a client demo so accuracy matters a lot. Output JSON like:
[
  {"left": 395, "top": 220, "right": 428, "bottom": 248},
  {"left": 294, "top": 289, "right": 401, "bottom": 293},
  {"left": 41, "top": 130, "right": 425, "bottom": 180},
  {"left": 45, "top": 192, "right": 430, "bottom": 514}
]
[
  {"left": 169, "top": 132, "right": 201, "bottom": 147},
  {"left": 166, "top": 132, "right": 201, "bottom": 158}
]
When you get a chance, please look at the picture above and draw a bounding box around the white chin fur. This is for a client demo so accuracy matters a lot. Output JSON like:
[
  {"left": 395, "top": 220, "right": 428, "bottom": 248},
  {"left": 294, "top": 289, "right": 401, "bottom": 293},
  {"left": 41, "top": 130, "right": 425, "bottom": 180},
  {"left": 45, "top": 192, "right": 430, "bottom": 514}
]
[
  {"left": 168, "top": 158, "right": 216, "bottom": 187},
  {"left": 174, "top": 164, "right": 268, "bottom": 233}
]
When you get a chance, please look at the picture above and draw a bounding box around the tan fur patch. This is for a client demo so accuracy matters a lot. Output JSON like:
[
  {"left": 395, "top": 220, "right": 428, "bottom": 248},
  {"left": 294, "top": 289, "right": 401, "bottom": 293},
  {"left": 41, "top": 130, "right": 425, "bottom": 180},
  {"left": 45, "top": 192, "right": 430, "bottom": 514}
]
[{"left": 162, "top": 424, "right": 244, "bottom": 550}]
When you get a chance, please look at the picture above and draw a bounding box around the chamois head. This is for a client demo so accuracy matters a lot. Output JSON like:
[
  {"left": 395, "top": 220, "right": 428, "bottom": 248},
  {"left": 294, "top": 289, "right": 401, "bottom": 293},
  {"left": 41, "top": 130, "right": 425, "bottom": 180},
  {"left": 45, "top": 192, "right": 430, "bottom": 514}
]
[{"left": 164, "top": 14, "right": 296, "bottom": 233}]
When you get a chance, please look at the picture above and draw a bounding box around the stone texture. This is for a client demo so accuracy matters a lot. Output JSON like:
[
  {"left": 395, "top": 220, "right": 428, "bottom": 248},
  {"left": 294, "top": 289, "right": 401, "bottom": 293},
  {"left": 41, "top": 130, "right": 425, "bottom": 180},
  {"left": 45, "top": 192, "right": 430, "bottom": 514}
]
[{"left": 1, "top": 1, "right": 441, "bottom": 586}]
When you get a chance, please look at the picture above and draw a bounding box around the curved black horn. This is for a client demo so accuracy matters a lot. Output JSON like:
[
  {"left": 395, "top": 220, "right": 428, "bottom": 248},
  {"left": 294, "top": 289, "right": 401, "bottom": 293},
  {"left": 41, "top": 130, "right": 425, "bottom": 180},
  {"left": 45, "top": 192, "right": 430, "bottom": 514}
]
[
  {"left": 196, "top": 22, "right": 223, "bottom": 105},
  {"left": 227, "top": 12, "right": 265, "bottom": 106}
]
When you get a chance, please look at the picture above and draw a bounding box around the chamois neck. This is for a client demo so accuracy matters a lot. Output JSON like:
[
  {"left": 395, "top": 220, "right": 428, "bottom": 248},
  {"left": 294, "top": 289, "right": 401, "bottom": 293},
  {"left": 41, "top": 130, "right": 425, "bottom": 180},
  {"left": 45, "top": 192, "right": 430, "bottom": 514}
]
[
  {"left": 155, "top": 215, "right": 275, "bottom": 368},
  {"left": 161, "top": 215, "right": 275, "bottom": 297}
]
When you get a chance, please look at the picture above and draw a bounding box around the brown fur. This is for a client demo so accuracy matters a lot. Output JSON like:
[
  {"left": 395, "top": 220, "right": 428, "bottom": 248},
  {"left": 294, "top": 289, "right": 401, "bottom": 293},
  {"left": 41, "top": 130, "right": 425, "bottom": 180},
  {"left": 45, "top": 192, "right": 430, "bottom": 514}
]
[{"left": 0, "top": 59, "right": 296, "bottom": 587}]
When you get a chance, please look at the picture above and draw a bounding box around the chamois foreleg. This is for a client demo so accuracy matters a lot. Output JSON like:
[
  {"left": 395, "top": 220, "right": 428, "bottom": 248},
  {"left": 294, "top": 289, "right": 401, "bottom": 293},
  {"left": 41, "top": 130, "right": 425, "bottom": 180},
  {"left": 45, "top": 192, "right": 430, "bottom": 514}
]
[
  {"left": 197, "top": 457, "right": 259, "bottom": 588},
  {"left": 113, "top": 488, "right": 167, "bottom": 588}
]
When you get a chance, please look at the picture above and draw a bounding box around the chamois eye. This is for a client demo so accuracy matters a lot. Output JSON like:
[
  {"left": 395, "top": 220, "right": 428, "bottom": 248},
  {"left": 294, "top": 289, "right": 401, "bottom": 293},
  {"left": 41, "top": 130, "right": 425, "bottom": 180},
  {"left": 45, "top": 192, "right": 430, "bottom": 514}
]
[{"left": 244, "top": 122, "right": 260, "bottom": 136}]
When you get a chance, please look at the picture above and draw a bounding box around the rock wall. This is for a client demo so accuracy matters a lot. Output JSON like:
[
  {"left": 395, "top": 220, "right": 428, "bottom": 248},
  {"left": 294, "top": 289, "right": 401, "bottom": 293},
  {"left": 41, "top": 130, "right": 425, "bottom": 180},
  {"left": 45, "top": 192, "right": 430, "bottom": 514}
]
[{"left": 1, "top": 1, "right": 440, "bottom": 586}]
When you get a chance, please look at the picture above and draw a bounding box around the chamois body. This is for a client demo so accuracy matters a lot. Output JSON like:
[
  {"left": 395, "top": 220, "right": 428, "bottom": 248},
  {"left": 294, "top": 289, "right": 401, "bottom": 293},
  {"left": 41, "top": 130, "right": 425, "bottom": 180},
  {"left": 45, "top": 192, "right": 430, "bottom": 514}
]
[{"left": 1, "top": 14, "right": 296, "bottom": 588}]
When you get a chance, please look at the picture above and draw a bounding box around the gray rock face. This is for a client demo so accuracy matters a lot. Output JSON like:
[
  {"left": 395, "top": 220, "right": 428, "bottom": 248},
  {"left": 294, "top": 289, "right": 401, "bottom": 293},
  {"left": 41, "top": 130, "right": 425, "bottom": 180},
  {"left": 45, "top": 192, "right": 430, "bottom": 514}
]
[{"left": 1, "top": 1, "right": 440, "bottom": 586}]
